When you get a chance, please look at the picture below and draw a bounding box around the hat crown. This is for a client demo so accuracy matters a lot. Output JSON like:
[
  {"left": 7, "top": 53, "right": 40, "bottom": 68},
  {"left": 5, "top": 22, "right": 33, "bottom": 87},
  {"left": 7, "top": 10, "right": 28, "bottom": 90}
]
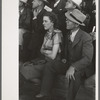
[
  {"left": 70, "top": 9, "right": 86, "bottom": 23},
  {"left": 65, "top": 9, "right": 86, "bottom": 26}
]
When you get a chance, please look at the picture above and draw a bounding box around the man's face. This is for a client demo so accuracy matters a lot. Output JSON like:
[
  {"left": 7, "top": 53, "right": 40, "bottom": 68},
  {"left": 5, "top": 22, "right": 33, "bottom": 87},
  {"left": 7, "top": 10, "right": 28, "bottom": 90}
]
[
  {"left": 65, "top": 18, "right": 77, "bottom": 30},
  {"left": 65, "top": 0, "right": 75, "bottom": 10},
  {"left": 32, "top": 0, "right": 40, "bottom": 9}
]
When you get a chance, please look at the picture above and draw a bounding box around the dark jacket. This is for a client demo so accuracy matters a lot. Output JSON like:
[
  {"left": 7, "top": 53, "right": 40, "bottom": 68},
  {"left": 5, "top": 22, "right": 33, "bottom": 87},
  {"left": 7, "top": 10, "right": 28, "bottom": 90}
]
[
  {"left": 67, "top": 29, "right": 94, "bottom": 77},
  {"left": 51, "top": 0, "right": 67, "bottom": 37},
  {"left": 19, "top": 5, "right": 32, "bottom": 31},
  {"left": 28, "top": 9, "right": 47, "bottom": 50},
  {"left": 28, "top": 8, "right": 47, "bottom": 59}
]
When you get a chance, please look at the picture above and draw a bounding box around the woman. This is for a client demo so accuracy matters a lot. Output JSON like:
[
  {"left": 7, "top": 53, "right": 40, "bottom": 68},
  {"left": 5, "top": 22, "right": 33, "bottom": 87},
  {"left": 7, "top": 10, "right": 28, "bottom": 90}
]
[
  {"left": 33, "top": 12, "right": 63, "bottom": 83},
  {"left": 41, "top": 12, "right": 62, "bottom": 60},
  {"left": 20, "top": 12, "right": 63, "bottom": 85},
  {"left": 35, "top": 11, "right": 64, "bottom": 97}
]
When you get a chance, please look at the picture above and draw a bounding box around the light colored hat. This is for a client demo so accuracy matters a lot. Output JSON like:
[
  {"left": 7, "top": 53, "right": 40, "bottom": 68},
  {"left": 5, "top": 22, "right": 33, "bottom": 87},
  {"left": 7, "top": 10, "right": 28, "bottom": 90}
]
[
  {"left": 65, "top": 9, "right": 86, "bottom": 26},
  {"left": 72, "top": 0, "right": 82, "bottom": 7},
  {"left": 20, "top": 0, "right": 27, "bottom": 3}
]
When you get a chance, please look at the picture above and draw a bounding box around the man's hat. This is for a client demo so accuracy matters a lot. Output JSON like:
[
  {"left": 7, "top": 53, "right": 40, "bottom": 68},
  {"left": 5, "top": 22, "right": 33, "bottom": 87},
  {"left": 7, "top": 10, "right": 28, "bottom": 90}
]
[{"left": 65, "top": 9, "right": 86, "bottom": 26}]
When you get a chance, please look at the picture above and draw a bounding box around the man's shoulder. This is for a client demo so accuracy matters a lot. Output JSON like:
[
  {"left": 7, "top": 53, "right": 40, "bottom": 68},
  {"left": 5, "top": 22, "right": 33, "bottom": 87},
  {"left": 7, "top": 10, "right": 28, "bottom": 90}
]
[{"left": 80, "top": 29, "right": 92, "bottom": 41}]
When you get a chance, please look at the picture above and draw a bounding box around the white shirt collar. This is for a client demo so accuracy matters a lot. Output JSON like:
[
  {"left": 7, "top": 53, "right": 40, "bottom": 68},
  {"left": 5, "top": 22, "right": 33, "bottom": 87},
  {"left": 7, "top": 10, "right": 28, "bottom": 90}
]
[{"left": 70, "top": 29, "right": 79, "bottom": 42}]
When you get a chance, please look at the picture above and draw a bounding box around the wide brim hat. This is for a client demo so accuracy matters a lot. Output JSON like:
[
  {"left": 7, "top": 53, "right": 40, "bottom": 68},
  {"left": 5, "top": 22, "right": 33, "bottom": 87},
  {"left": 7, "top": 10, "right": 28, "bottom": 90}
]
[{"left": 65, "top": 9, "right": 86, "bottom": 26}]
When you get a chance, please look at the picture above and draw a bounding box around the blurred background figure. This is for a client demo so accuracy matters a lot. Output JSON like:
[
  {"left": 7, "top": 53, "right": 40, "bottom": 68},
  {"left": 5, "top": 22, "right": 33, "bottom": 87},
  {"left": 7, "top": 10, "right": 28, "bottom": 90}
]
[
  {"left": 27, "top": 0, "right": 48, "bottom": 61},
  {"left": 65, "top": 0, "right": 82, "bottom": 11},
  {"left": 19, "top": 0, "right": 32, "bottom": 62},
  {"left": 50, "top": 0, "right": 66, "bottom": 37},
  {"left": 81, "top": 0, "right": 96, "bottom": 33},
  {"left": 36, "top": 12, "right": 63, "bottom": 98}
]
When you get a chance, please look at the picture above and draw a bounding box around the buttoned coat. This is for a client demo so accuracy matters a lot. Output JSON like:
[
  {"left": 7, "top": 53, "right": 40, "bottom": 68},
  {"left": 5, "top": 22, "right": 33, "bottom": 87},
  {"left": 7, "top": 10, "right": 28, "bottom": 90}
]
[{"left": 67, "top": 29, "right": 94, "bottom": 77}]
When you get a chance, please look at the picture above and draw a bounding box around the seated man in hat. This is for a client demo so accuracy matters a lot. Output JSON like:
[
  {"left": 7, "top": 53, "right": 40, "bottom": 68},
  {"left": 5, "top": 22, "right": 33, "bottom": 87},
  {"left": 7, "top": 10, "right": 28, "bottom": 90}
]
[
  {"left": 64, "top": 9, "right": 94, "bottom": 100},
  {"left": 35, "top": 9, "right": 93, "bottom": 100}
]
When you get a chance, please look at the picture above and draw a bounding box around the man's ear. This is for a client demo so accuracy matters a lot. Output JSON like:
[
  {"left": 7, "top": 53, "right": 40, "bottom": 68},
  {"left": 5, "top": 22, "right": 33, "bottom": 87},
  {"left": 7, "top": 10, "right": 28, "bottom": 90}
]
[{"left": 75, "top": 23, "right": 79, "bottom": 27}]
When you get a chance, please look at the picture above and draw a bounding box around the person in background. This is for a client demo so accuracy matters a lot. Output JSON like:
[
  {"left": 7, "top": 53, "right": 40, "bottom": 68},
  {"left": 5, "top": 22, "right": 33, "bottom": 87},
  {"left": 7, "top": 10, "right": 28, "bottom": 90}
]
[
  {"left": 36, "top": 9, "right": 93, "bottom": 100},
  {"left": 50, "top": 0, "right": 66, "bottom": 37},
  {"left": 80, "top": 0, "right": 96, "bottom": 33},
  {"left": 19, "top": 0, "right": 32, "bottom": 62},
  {"left": 65, "top": 0, "right": 82, "bottom": 11},
  {"left": 27, "top": 0, "right": 48, "bottom": 61},
  {"left": 19, "top": 0, "right": 33, "bottom": 88}
]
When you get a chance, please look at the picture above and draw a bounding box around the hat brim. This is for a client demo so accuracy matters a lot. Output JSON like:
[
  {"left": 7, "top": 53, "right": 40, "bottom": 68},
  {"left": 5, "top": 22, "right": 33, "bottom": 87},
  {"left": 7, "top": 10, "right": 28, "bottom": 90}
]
[{"left": 65, "top": 11, "right": 85, "bottom": 26}]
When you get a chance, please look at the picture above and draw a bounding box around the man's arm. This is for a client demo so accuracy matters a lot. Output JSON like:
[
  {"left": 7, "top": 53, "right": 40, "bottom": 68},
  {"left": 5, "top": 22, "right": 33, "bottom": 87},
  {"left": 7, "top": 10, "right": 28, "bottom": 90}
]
[{"left": 72, "top": 34, "right": 93, "bottom": 71}]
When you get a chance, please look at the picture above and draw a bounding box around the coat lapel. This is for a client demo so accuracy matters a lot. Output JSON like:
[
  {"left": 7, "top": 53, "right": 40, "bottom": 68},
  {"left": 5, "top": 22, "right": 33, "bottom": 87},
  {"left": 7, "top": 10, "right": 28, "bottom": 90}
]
[{"left": 72, "top": 29, "right": 82, "bottom": 48}]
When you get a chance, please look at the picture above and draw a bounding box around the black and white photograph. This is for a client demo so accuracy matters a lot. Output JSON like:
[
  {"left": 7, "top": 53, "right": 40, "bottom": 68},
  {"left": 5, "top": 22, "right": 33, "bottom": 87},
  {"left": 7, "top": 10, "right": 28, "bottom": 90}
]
[
  {"left": 2, "top": 0, "right": 98, "bottom": 100},
  {"left": 19, "top": 0, "right": 96, "bottom": 100}
]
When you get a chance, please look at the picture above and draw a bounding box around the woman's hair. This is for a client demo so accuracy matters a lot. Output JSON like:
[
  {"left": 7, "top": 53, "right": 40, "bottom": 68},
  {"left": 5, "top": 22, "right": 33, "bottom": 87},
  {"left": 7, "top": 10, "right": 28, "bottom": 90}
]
[{"left": 43, "top": 12, "right": 59, "bottom": 28}]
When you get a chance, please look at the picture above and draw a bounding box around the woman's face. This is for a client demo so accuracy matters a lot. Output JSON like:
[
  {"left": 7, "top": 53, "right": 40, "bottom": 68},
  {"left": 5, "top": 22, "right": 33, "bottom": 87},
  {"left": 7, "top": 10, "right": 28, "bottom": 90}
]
[{"left": 43, "top": 16, "right": 54, "bottom": 30}]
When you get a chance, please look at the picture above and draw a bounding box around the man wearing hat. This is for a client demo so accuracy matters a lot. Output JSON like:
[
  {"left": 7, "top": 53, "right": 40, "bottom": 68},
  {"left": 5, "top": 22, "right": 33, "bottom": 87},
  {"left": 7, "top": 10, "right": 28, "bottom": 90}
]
[
  {"left": 64, "top": 9, "right": 93, "bottom": 100},
  {"left": 36, "top": 9, "right": 93, "bottom": 100},
  {"left": 65, "top": 0, "right": 82, "bottom": 11}
]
